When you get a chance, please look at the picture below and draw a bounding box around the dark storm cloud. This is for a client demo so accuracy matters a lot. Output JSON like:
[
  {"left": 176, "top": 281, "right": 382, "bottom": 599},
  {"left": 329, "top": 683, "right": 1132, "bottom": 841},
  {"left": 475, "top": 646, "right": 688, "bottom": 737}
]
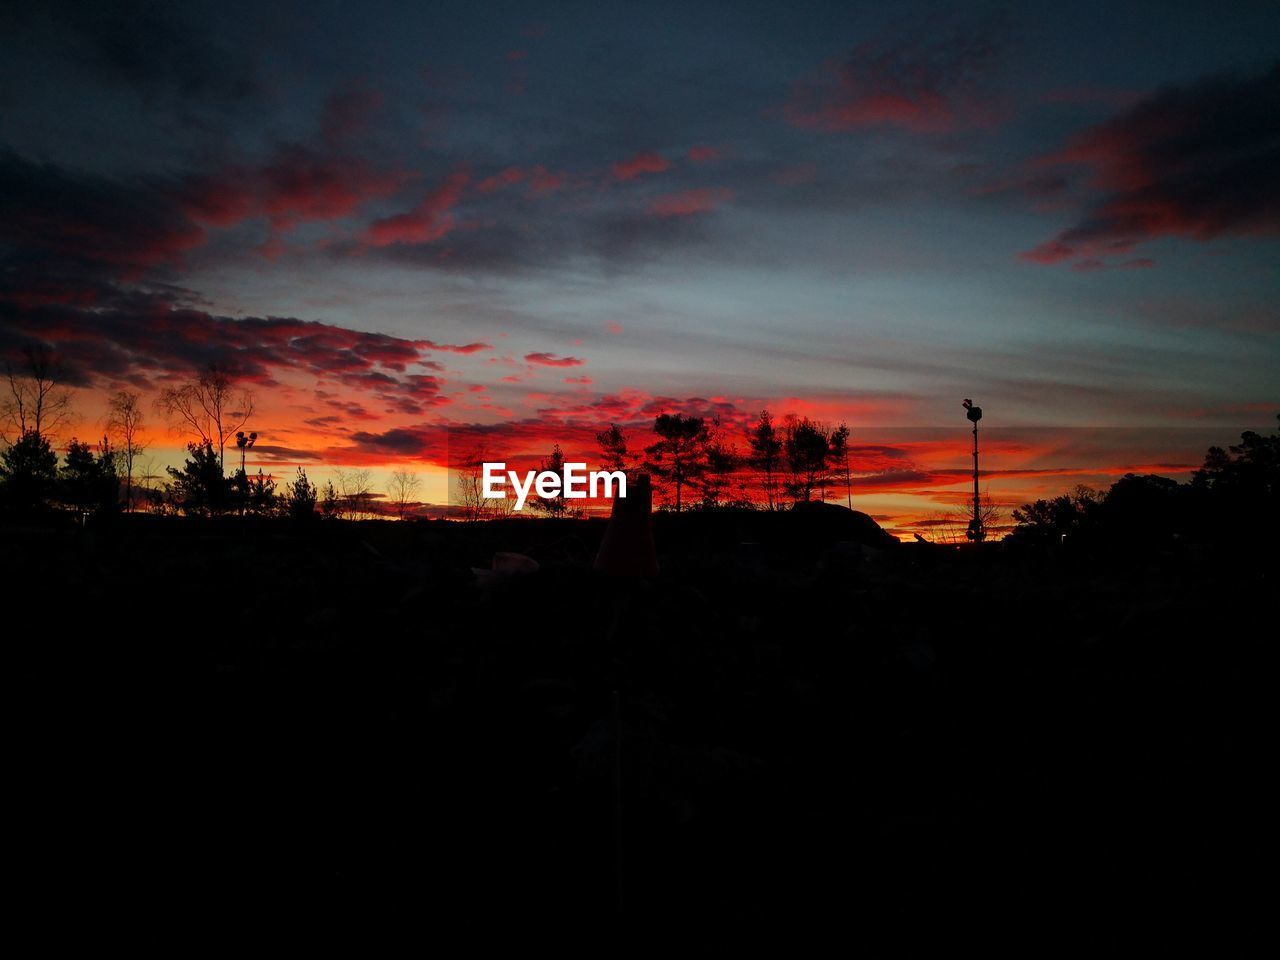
[
  {"left": 1021, "top": 63, "right": 1280, "bottom": 266},
  {"left": 0, "top": 143, "right": 411, "bottom": 281},
  {"left": 250, "top": 444, "right": 323, "bottom": 461},
  {"left": 0, "top": 283, "right": 476, "bottom": 402},
  {"left": 348, "top": 426, "right": 444, "bottom": 456},
  {"left": 0, "top": 151, "right": 205, "bottom": 277}
]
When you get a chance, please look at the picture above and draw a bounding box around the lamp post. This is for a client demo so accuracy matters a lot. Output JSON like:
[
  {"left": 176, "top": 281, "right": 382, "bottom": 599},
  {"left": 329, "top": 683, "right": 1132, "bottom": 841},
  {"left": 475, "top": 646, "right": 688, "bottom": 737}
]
[
  {"left": 236, "top": 431, "right": 257, "bottom": 473},
  {"left": 962, "top": 400, "right": 985, "bottom": 542},
  {"left": 236, "top": 432, "right": 257, "bottom": 516}
]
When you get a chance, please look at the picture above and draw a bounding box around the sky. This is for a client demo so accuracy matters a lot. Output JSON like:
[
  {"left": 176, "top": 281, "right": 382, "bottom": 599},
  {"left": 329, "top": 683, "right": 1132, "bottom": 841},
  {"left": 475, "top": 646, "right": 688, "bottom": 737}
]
[{"left": 1, "top": 0, "right": 1277, "bottom": 535}]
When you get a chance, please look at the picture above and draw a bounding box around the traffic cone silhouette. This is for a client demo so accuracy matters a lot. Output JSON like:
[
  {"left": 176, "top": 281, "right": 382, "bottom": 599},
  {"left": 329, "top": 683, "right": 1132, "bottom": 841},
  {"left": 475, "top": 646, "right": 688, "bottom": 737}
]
[{"left": 593, "top": 473, "right": 659, "bottom": 577}]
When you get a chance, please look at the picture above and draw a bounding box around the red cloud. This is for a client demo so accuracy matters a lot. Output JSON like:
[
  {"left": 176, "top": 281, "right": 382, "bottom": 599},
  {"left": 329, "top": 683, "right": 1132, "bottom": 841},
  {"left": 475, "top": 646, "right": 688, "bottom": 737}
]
[
  {"left": 524, "top": 352, "right": 585, "bottom": 367},
  {"left": 528, "top": 165, "right": 566, "bottom": 195},
  {"left": 789, "top": 85, "right": 952, "bottom": 133},
  {"left": 1018, "top": 239, "right": 1075, "bottom": 265},
  {"left": 476, "top": 166, "right": 525, "bottom": 193},
  {"left": 783, "top": 19, "right": 1004, "bottom": 134},
  {"left": 612, "top": 151, "right": 670, "bottom": 181},
  {"left": 364, "top": 172, "right": 469, "bottom": 246},
  {"left": 184, "top": 146, "right": 407, "bottom": 231},
  {"left": 1020, "top": 64, "right": 1280, "bottom": 266},
  {"left": 688, "top": 145, "right": 721, "bottom": 162},
  {"left": 473, "top": 165, "right": 566, "bottom": 196},
  {"left": 423, "top": 340, "right": 492, "bottom": 354},
  {"left": 0, "top": 283, "right": 484, "bottom": 409},
  {"left": 648, "top": 187, "right": 732, "bottom": 218}
]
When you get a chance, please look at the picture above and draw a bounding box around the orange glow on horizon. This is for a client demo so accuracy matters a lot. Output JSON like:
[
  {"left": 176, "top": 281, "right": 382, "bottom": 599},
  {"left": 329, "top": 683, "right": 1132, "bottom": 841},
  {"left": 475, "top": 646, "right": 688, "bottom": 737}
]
[{"left": 37, "top": 377, "right": 1231, "bottom": 537}]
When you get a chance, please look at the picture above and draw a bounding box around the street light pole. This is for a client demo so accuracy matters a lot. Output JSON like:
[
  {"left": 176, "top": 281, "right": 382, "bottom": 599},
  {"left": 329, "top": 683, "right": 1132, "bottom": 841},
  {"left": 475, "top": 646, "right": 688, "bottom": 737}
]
[
  {"left": 962, "top": 400, "right": 985, "bottom": 542},
  {"left": 235, "top": 432, "right": 257, "bottom": 515},
  {"left": 236, "top": 431, "right": 258, "bottom": 473}
]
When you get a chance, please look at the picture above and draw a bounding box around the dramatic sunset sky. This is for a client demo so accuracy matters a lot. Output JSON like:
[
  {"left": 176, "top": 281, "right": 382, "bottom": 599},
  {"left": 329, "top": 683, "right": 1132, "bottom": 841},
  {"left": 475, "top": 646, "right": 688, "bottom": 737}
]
[{"left": 1, "top": 1, "right": 1276, "bottom": 535}]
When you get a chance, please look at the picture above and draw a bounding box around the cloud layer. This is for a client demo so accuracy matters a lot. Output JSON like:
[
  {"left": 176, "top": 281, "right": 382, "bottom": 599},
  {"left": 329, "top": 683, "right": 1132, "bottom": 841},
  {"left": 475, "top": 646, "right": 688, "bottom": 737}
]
[{"left": 1021, "top": 63, "right": 1280, "bottom": 266}]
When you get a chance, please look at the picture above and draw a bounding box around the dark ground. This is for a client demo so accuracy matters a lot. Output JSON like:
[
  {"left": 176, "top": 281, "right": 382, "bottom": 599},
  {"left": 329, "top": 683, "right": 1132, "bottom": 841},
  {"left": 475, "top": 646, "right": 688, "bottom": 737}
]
[{"left": 7, "top": 508, "right": 1269, "bottom": 950}]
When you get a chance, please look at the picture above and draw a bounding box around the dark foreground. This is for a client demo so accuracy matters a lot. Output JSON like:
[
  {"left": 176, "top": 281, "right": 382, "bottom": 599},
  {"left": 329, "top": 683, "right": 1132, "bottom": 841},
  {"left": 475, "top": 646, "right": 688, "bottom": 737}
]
[{"left": 8, "top": 510, "right": 1269, "bottom": 950}]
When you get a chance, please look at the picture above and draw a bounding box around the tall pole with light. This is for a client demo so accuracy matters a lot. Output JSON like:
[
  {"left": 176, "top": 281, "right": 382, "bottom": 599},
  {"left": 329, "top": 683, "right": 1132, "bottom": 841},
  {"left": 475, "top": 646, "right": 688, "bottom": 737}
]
[
  {"left": 962, "top": 400, "right": 985, "bottom": 542},
  {"left": 236, "top": 431, "right": 257, "bottom": 516},
  {"left": 236, "top": 431, "right": 257, "bottom": 473}
]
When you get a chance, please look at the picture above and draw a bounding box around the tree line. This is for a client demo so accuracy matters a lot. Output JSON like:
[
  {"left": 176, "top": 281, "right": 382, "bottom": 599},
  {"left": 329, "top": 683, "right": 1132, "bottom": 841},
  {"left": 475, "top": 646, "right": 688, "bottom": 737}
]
[
  {"left": 451, "top": 410, "right": 855, "bottom": 519},
  {"left": 0, "top": 351, "right": 426, "bottom": 520},
  {"left": 1005, "top": 415, "right": 1280, "bottom": 548},
  {"left": 5, "top": 345, "right": 1276, "bottom": 536},
  {"left": 611, "top": 410, "right": 853, "bottom": 512}
]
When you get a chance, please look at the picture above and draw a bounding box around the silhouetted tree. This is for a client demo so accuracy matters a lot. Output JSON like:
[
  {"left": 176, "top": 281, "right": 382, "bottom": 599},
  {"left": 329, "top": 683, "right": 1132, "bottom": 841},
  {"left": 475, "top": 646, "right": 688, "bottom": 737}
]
[
  {"left": 285, "top": 467, "right": 318, "bottom": 521},
  {"left": 596, "top": 424, "right": 630, "bottom": 473},
  {"left": 167, "top": 442, "right": 229, "bottom": 516},
  {"left": 336, "top": 468, "right": 375, "bottom": 519},
  {"left": 455, "top": 446, "right": 488, "bottom": 521},
  {"left": 1191, "top": 413, "right": 1280, "bottom": 534},
  {"left": 2, "top": 344, "right": 75, "bottom": 443},
  {"left": 156, "top": 365, "right": 255, "bottom": 470},
  {"left": 699, "top": 417, "right": 739, "bottom": 509},
  {"left": 1010, "top": 485, "right": 1101, "bottom": 545},
  {"left": 60, "top": 437, "right": 119, "bottom": 517},
  {"left": 389, "top": 468, "right": 421, "bottom": 519},
  {"left": 320, "top": 480, "right": 341, "bottom": 520},
  {"left": 748, "top": 409, "right": 783, "bottom": 511},
  {"left": 1094, "top": 473, "right": 1185, "bottom": 541},
  {"left": 531, "top": 444, "right": 570, "bottom": 516},
  {"left": 231, "top": 468, "right": 276, "bottom": 516},
  {"left": 0, "top": 430, "right": 58, "bottom": 510},
  {"left": 783, "top": 416, "right": 831, "bottom": 504},
  {"left": 106, "top": 390, "right": 146, "bottom": 512},
  {"left": 830, "top": 422, "right": 852, "bottom": 509},
  {"left": 134, "top": 455, "right": 166, "bottom": 513},
  {"left": 645, "top": 413, "right": 709, "bottom": 512},
  {"left": 928, "top": 488, "right": 1007, "bottom": 544}
]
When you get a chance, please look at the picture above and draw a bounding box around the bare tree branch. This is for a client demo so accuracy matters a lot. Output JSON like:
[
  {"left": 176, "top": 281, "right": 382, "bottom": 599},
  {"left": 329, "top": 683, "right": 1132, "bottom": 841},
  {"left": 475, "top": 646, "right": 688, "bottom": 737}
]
[
  {"left": 388, "top": 468, "right": 421, "bottom": 520},
  {"left": 155, "top": 365, "right": 255, "bottom": 469},
  {"left": 107, "top": 390, "right": 146, "bottom": 511},
  {"left": 2, "top": 344, "right": 76, "bottom": 442}
]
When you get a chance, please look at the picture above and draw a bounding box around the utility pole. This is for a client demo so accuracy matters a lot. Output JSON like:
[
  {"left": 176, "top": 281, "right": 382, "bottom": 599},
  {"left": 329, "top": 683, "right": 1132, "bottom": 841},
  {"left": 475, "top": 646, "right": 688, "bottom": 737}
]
[{"left": 962, "top": 400, "right": 985, "bottom": 542}]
